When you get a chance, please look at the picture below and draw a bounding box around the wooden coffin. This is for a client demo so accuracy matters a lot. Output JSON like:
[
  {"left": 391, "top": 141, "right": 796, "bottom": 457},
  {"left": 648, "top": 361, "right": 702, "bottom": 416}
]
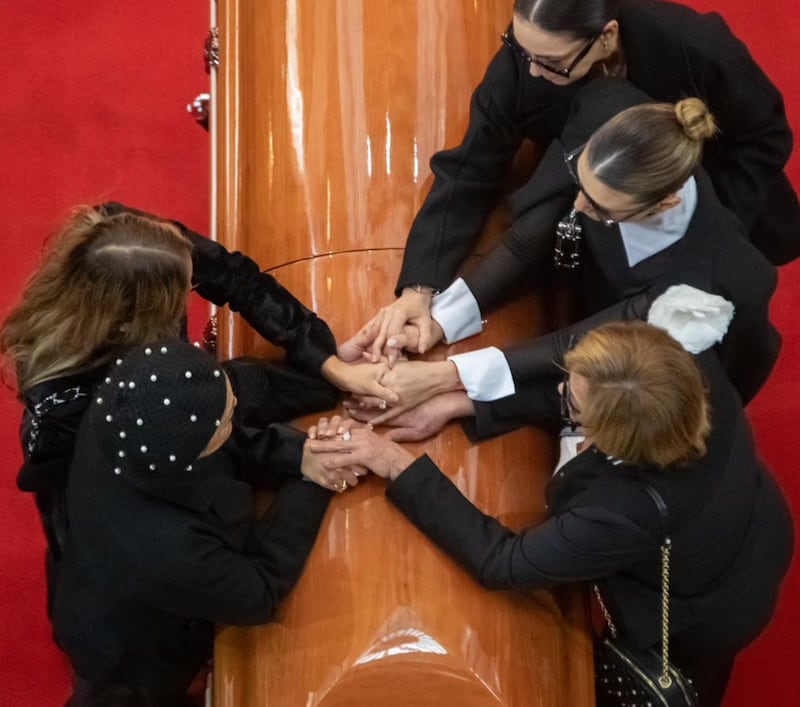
[{"left": 211, "top": 1, "right": 593, "bottom": 705}]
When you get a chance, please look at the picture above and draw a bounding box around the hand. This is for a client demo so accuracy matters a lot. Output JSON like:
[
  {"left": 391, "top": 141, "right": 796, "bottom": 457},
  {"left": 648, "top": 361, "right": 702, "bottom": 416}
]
[
  {"left": 337, "top": 322, "right": 383, "bottom": 364},
  {"left": 302, "top": 416, "right": 366, "bottom": 492},
  {"left": 320, "top": 356, "right": 399, "bottom": 403},
  {"left": 348, "top": 359, "right": 462, "bottom": 420},
  {"left": 307, "top": 426, "right": 416, "bottom": 481},
  {"left": 383, "top": 320, "right": 444, "bottom": 359},
  {"left": 345, "top": 391, "right": 475, "bottom": 441},
  {"left": 363, "top": 289, "right": 442, "bottom": 364}
]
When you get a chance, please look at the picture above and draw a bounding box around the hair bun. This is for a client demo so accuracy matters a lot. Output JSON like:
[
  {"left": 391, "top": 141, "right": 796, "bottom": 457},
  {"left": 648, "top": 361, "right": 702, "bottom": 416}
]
[{"left": 675, "top": 97, "right": 718, "bottom": 141}]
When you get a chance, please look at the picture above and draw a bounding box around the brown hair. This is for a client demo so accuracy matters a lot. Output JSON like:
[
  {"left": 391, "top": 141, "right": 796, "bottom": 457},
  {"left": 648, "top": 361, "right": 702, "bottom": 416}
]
[
  {"left": 586, "top": 97, "right": 719, "bottom": 204},
  {"left": 564, "top": 321, "right": 710, "bottom": 468},
  {"left": 0, "top": 207, "right": 193, "bottom": 392}
]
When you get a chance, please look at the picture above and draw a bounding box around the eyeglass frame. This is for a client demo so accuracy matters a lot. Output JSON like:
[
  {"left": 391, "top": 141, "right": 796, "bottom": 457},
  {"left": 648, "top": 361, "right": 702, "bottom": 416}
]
[
  {"left": 560, "top": 370, "right": 582, "bottom": 431},
  {"left": 563, "top": 145, "right": 662, "bottom": 227},
  {"left": 501, "top": 24, "right": 600, "bottom": 79}
]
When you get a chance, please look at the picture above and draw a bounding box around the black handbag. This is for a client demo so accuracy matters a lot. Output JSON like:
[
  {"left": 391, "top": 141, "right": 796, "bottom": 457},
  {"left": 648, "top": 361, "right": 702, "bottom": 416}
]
[{"left": 593, "top": 482, "right": 698, "bottom": 707}]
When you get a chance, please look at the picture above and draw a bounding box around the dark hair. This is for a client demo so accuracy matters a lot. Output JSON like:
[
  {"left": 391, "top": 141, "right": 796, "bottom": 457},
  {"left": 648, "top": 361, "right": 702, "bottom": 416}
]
[
  {"left": 513, "top": 0, "right": 622, "bottom": 39},
  {"left": 586, "top": 98, "right": 719, "bottom": 204}
]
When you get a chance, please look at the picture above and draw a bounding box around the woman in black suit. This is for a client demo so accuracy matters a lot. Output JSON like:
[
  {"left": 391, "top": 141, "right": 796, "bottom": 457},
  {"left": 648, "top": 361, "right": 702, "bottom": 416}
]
[
  {"left": 359, "top": 0, "right": 798, "bottom": 359},
  {"left": 310, "top": 321, "right": 794, "bottom": 707}
]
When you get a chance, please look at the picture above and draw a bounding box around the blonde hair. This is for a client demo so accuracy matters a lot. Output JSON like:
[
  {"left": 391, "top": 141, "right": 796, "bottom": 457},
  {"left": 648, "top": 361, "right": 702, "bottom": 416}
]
[
  {"left": 564, "top": 321, "right": 710, "bottom": 468},
  {"left": 0, "top": 207, "right": 193, "bottom": 392},
  {"left": 586, "top": 97, "right": 719, "bottom": 204}
]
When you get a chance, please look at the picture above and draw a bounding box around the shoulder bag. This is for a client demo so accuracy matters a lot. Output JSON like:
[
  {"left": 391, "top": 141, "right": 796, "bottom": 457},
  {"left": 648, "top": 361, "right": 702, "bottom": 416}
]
[{"left": 593, "top": 482, "right": 698, "bottom": 707}]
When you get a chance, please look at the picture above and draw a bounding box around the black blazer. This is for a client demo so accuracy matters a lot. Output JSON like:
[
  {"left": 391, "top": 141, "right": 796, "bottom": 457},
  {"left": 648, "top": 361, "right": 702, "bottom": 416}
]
[
  {"left": 387, "top": 352, "right": 793, "bottom": 690},
  {"left": 397, "top": 0, "right": 797, "bottom": 292}
]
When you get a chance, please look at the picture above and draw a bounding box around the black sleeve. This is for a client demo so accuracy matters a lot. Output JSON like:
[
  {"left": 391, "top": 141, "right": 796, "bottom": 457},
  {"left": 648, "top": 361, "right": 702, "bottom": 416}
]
[
  {"left": 386, "top": 455, "right": 654, "bottom": 590},
  {"left": 463, "top": 196, "right": 572, "bottom": 314},
  {"left": 99, "top": 202, "right": 337, "bottom": 374},
  {"left": 464, "top": 375, "right": 561, "bottom": 441},
  {"left": 222, "top": 358, "right": 338, "bottom": 428},
  {"left": 503, "top": 292, "right": 654, "bottom": 383},
  {"left": 187, "top": 232, "right": 336, "bottom": 374},
  {"left": 135, "top": 478, "right": 332, "bottom": 626},
  {"left": 233, "top": 422, "right": 309, "bottom": 484},
  {"left": 395, "top": 50, "right": 526, "bottom": 293}
]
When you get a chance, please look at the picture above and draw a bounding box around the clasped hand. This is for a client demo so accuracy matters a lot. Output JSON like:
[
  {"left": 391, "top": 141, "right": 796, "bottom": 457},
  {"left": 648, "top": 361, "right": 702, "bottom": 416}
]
[{"left": 306, "top": 415, "right": 415, "bottom": 482}]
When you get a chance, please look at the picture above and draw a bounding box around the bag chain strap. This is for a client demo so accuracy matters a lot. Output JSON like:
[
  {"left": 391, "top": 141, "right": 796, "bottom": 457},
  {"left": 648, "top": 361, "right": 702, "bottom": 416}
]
[
  {"left": 659, "top": 538, "right": 672, "bottom": 688},
  {"left": 593, "top": 481, "right": 674, "bottom": 689}
]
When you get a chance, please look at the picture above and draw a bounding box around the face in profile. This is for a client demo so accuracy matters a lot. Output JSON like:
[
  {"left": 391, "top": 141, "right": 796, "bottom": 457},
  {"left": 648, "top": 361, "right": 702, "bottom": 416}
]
[
  {"left": 199, "top": 375, "right": 237, "bottom": 458},
  {"left": 509, "top": 17, "right": 610, "bottom": 85}
]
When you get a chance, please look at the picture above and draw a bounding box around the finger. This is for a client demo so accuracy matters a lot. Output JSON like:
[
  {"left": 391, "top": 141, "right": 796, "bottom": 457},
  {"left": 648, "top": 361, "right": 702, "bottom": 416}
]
[
  {"left": 338, "top": 418, "right": 359, "bottom": 435},
  {"left": 342, "top": 406, "right": 383, "bottom": 423},
  {"left": 329, "top": 415, "right": 344, "bottom": 433},
  {"left": 352, "top": 394, "right": 388, "bottom": 409},
  {"left": 373, "top": 307, "right": 410, "bottom": 359},
  {"left": 326, "top": 473, "right": 347, "bottom": 492},
  {"left": 337, "top": 469, "right": 360, "bottom": 487},
  {"left": 385, "top": 326, "right": 421, "bottom": 357},
  {"left": 307, "top": 425, "right": 318, "bottom": 440},
  {"left": 364, "top": 405, "right": 407, "bottom": 426},
  {"left": 315, "top": 417, "right": 335, "bottom": 439},
  {"left": 416, "top": 317, "right": 434, "bottom": 354},
  {"left": 363, "top": 380, "right": 400, "bottom": 405},
  {"left": 385, "top": 426, "right": 428, "bottom": 442},
  {"left": 383, "top": 326, "right": 419, "bottom": 366},
  {"left": 318, "top": 452, "right": 357, "bottom": 469},
  {"left": 351, "top": 464, "right": 370, "bottom": 477},
  {"left": 367, "top": 310, "right": 392, "bottom": 360}
]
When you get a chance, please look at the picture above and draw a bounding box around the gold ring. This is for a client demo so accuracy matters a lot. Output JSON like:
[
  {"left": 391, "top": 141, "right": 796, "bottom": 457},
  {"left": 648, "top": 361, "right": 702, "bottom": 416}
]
[{"left": 334, "top": 479, "right": 347, "bottom": 492}]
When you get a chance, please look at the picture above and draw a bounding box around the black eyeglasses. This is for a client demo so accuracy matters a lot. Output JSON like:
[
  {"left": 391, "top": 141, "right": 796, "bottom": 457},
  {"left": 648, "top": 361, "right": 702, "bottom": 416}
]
[
  {"left": 560, "top": 371, "right": 582, "bottom": 431},
  {"left": 563, "top": 145, "right": 659, "bottom": 227},
  {"left": 501, "top": 24, "right": 599, "bottom": 79}
]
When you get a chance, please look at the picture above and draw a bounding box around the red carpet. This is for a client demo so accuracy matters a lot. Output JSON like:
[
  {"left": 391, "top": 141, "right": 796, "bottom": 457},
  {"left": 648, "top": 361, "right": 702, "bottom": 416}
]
[{"left": 1, "top": 1, "right": 798, "bottom": 705}]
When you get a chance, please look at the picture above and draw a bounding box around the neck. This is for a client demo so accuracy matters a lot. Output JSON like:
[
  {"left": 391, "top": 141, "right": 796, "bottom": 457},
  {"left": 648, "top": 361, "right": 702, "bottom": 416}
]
[{"left": 600, "top": 45, "right": 626, "bottom": 78}]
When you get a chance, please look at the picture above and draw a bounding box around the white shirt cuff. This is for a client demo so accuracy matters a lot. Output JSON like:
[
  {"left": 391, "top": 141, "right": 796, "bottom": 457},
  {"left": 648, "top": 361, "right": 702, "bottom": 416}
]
[
  {"left": 431, "top": 278, "right": 483, "bottom": 343},
  {"left": 448, "top": 347, "right": 516, "bottom": 401}
]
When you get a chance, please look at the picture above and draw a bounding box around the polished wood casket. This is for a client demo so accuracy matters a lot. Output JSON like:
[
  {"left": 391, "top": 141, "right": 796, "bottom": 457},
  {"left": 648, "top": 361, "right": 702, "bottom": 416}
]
[{"left": 211, "top": 1, "right": 594, "bottom": 705}]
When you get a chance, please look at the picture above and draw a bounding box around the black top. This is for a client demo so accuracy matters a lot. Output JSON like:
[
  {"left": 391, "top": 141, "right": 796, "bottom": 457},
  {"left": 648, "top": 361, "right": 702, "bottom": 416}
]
[{"left": 397, "top": 0, "right": 797, "bottom": 292}]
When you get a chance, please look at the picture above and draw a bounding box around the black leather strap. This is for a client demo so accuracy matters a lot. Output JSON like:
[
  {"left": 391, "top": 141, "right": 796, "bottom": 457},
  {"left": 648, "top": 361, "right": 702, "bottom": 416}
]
[{"left": 637, "top": 481, "right": 671, "bottom": 543}]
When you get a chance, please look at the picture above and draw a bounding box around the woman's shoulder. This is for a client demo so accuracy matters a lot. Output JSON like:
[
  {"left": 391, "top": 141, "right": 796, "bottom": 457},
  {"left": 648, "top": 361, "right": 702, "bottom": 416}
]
[{"left": 21, "top": 367, "right": 103, "bottom": 463}]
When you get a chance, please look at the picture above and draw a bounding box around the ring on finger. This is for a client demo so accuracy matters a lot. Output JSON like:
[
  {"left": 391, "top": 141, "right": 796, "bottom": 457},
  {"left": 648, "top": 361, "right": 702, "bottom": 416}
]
[{"left": 378, "top": 400, "right": 387, "bottom": 410}]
